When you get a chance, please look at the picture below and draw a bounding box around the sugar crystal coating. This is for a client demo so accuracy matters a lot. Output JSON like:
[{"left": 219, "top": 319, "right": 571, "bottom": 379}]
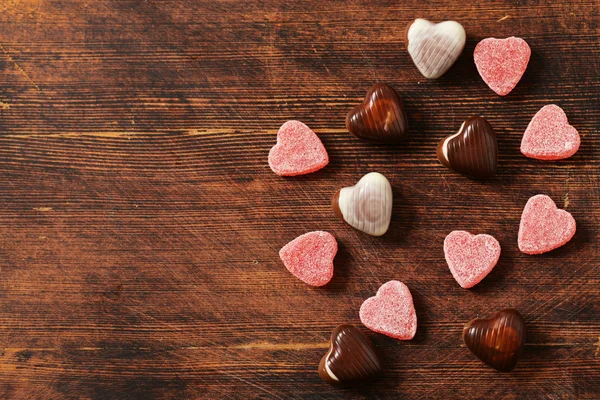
[
  {"left": 279, "top": 231, "right": 337, "bottom": 286},
  {"left": 474, "top": 37, "right": 531, "bottom": 96},
  {"left": 436, "top": 116, "right": 498, "bottom": 179},
  {"left": 359, "top": 280, "right": 417, "bottom": 340},
  {"left": 518, "top": 194, "right": 576, "bottom": 254},
  {"left": 444, "top": 231, "right": 501, "bottom": 289},
  {"left": 521, "top": 104, "right": 580, "bottom": 160},
  {"left": 268, "top": 120, "right": 329, "bottom": 176}
]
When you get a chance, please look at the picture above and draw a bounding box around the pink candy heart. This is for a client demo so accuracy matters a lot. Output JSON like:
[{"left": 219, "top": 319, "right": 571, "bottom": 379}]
[
  {"left": 268, "top": 120, "right": 329, "bottom": 176},
  {"left": 443, "top": 231, "right": 501, "bottom": 289},
  {"left": 518, "top": 195, "right": 576, "bottom": 255},
  {"left": 521, "top": 105, "right": 580, "bottom": 160},
  {"left": 474, "top": 37, "right": 531, "bottom": 96},
  {"left": 359, "top": 280, "right": 417, "bottom": 340},
  {"left": 279, "top": 231, "right": 337, "bottom": 286}
]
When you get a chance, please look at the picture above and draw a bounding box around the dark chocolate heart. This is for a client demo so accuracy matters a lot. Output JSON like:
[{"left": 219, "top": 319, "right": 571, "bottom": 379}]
[
  {"left": 463, "top": 309, "right": 526, "bottom": 372},
  {"left": 437, "top": 116, "right": 498, "bottom": 179},
  {"left": 346, "top": 83, "right": 408, "bottom": 143},
  {"left": 318, "top": 324, "right": 382, "bottom": 384}
]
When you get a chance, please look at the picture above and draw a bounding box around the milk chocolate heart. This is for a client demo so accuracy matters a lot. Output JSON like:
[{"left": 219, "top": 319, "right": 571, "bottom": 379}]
[
  {"left": 463, "top": 309, "right": 526, "bottom": 372},
  {"left": 332, "top": 172, "right": 392, "bottom": 236},
  {"left": 405, "top": 18, "right": 466, "bottom": 79},
  {"left": 318, "top": 324, "right": 383, "bottom": 384},
  {"left": 346, "top": 83, "right": 408, "bottom": 143},
  {"left": 437, "top": 117, "right": 498, "bottom": 179}
]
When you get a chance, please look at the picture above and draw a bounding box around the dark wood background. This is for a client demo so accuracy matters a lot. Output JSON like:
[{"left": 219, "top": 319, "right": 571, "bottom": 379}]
[{"left": 0, "top": 1, "right": 599, "bottom": 399}]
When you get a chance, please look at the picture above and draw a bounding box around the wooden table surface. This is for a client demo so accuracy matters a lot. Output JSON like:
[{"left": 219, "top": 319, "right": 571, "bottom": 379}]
[{"left": 1, "top": 1, "right": 599, "bottom": 399}]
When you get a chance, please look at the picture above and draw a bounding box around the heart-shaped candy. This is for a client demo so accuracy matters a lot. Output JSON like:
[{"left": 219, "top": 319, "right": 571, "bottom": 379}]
[
  {"left": 474, "top": 37, "right": 531, "bottom": 96},
  {"left": 518, "top": 194, "right": 576, "bottom": 255},
  {"left": 521, "top": 104, "right": 580, "bottom": 160},
  {"left": 346, "top": 83, "right": 408, "bottom": 143},
  {"left": 359, "top": 280, "right": 417, "bottom": 340},
  {"left": 437, "top": 117, "right": 498, "bottom": 179},
  {"left": 332, "top": 172, "right": 393, "bottom": 236},
  {"left": 279, "top": 231, "right": 337, "bottom": 286},
  {"left": 405, "top": 19, "right": 466, "bottom": 79},
  {"left": 444, "top": 231, "right": 501, "bottom": 289},
  {"left": 318, "top": 324, "right": 383, "bottom": 384},
  {"left": 463, "top": 309, "right": 526, "bottom": 372},
  {"left": 268, "top": 120, "right": 329, "bottom": 176}
]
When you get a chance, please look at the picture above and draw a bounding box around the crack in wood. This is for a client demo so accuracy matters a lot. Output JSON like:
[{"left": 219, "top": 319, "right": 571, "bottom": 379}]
[{"left": 0, "top": 44, "right": 42, "bottom": 92}]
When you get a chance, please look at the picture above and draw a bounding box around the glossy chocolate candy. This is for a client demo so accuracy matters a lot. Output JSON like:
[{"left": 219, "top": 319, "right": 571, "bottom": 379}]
[
  {"left": 437, "top": 116, "right": 498, "bottom": 179},
  {"left": 319, "top": 324, "right": 382, "bottom": 384},
  {"left": 346, "top": 83, "right": 408, "bottom": 143},
  {"left": 463, "top": 309, "right": 526, "bottom": 372},
  {"left": 332, "top": 172, "right": 393, "bottom": 236},
  {"left": 405, "top": 19, "right": 466, "bottom": 79}
]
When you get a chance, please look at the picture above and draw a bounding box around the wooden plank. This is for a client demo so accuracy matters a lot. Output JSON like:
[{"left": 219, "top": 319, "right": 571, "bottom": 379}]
[{"left": 0, "top": 0, "right": 599, "bottom": 398}]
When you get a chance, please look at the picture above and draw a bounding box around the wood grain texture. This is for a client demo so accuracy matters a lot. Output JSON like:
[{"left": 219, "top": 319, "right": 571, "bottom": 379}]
[{"left": 0, "top": 0, "right": 599, "bottom": 398}]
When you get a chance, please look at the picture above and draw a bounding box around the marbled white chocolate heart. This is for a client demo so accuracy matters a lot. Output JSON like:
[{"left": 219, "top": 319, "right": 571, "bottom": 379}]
[
  {"left": 332, "top": 172, "right": 393, "bottom": 236},
  {"left": 437, "top": 116, "right": 498, "bottom": 179},
  {"left": 463, "top": 309, "right": 526, "bottom": 372},
  {"left": 318, "top": 324, "right": 382, "bottom": 384},
  {"left": 405, "top": 18, "right": 466, "bottom": 79},
  {"left": 346, "top": 83, "right": 408, "bottom": 143}
]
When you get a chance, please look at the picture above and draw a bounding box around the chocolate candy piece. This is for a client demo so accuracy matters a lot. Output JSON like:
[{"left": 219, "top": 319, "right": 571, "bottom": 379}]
[
  {"left": 346, "top": 83, "right": 408, "bottom": 143},
  {"left": 318, "top": 324, "right": 382, "bottom": 384},
  {"left": 437, "top": 117, "right": 498, "bottom": 179},
  {"left": 332, "top": 172, "right": 393, "bottom": 236},
  {"left": 463, "top": 309, "right": 526, "bottom": 372},
  {"left": 405, "top": 19, "right": 466, "bottom": 79}
]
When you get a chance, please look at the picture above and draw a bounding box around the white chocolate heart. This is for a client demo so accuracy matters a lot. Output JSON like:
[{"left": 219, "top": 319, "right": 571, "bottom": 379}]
[
  {"left": 406, "top": 19, "right": 466, "bottom": 79},
  {"left": 332, "top": 172, "right": 393, "bottom": 236}
]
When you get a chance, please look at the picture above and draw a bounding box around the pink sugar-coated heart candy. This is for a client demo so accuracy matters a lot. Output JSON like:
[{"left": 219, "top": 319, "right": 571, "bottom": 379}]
[
  {"left": 359, "top": 280, "right": 417, "bottom": 340},
  {"left": 279, "top": 231, "right": 337, "bottom": 286},
  {"left": 521, "top": 105, "right": 580, "bottom": 160},
  {"left": 443, "top": 231, "right": 501, "bottom": 289},
  {"left": 518, "top": 194, "right": 576, "bottom": 255},
  {"left": 268, "top": 120, "right": 329, "bottom": 176},
  {"left": 474, "top": 37, "right": 531, "bottom": 96}
]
